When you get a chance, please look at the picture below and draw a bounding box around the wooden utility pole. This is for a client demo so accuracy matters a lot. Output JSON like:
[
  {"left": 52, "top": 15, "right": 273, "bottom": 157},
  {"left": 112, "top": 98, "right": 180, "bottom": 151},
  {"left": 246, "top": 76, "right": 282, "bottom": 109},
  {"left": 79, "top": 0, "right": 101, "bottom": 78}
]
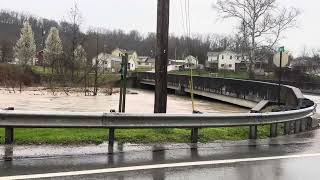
[
  {"left": 154, "top": 0, "right": 170, "bottom": 113},
  {"left": 93, "top": 32, "right": 99, "bottom": 96}
]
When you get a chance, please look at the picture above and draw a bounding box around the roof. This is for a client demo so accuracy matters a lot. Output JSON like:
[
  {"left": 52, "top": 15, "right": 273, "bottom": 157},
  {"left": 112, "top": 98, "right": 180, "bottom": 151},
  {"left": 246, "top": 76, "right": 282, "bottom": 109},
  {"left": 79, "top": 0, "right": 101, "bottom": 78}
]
[
  {"left": 93, "top": 53, "right": 122, "bottom": 62},
  {"left": 137, "top": 56, "right": 149, "bottom": 62},
  {"left": 114, "top": 48, "right": 137, "bottom": 55},
  {"left": 207, "top": 50, "right": 240, "bottom": 57},
  {"left": 146, "top": 58, "right": 155, "bottom": 63},
  {"left": 169, "top": 59, "right": 185, "bottom": 65}
]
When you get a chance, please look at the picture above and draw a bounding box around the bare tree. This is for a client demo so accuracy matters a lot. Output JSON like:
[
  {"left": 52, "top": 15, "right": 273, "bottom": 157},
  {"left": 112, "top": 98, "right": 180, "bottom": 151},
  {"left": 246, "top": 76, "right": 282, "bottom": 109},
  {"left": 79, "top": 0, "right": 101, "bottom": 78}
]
[
  {"left": 214, "top": 0, "right": 300, "bottom": 78},
  {"left": 0, "top": 40, "right": 14, "bottom": 63},
  {"left": 68, "top": 0, "right": 83, "bottom": 81}
]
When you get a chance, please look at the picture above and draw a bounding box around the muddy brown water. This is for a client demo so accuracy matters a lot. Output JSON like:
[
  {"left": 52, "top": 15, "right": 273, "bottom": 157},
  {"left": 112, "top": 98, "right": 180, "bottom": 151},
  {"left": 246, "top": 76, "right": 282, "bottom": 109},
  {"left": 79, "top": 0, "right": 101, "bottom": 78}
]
[{"left": 0, "top": 87, "right": 247, "bottom": 113}]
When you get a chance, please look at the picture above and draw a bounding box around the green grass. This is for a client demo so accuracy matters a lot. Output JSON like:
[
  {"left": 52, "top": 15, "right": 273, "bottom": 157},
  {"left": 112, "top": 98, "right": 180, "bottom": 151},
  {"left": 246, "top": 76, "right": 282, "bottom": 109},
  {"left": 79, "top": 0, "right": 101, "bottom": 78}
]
[
  {"left": 135, "top": 67, "right": 153, "bottom": 72},
  {"left": 31, "top": 66, "right": 53, "bottom": 76},
  {"left": 0, "top": 126, "right": 274, "bottom": 145}
]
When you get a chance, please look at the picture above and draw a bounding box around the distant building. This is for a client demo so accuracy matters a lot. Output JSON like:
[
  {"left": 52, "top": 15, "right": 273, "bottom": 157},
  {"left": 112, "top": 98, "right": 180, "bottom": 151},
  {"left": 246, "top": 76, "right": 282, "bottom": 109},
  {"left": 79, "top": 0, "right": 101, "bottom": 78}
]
[
  {"left": 92, "top": 53, "right": 122, "bottom": 73},
  {"left": 111, "top": 48, "right": 140, "bottom": 71},
  {"left": 168, "top": 56, "right": 199, "bottom": 71},
  {"left": 136, "top": 56, "right": 155, "bottom": 69},
  {"left": 206, "top": 50, "right": 249, "bottom": 72},
  {"left": 35, "top": 50, "right": 44, "bottom": 66},
  {"left": 111, "top": 48, "right": 138, "bottom": 61}
]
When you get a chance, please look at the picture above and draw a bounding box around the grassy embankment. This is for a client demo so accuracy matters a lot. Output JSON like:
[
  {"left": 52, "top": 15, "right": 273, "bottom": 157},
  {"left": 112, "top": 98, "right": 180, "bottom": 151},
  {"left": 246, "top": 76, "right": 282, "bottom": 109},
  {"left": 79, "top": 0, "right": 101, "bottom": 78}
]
[{"left": 0, "top": 126, "right": 277, "bottom": 145}]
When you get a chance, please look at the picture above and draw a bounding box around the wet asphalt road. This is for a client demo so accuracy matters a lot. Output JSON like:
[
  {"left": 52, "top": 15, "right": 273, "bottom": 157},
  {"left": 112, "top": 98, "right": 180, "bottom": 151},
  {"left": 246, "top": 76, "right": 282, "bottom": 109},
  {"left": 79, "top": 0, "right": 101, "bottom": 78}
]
[
  {"left": 1, "top": 94, "right": 320, "bottom": 179},
  {"left": 1, "top": 130, "right": 320, "bottom": 180}
]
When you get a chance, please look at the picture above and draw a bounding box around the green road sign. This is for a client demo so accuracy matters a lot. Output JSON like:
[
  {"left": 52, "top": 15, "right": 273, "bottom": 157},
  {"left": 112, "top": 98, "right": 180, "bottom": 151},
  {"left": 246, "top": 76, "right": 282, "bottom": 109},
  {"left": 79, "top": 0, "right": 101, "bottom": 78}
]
[{"left": 278, "top": 46, "right": 285, "bottom": 53}]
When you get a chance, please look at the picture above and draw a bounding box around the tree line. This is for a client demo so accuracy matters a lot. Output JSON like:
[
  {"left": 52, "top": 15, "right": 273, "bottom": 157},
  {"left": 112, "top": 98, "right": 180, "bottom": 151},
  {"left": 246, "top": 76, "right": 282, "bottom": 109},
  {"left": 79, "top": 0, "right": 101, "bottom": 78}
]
[{"left": 0, "top": 9, "right": 255, "bottom": 67}]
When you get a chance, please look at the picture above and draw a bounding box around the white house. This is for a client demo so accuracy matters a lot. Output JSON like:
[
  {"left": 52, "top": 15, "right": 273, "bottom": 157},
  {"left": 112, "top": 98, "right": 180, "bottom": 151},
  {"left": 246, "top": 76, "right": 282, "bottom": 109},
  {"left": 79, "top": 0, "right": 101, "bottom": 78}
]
[
  {"left": 168, "top": 56, "right": 199, "bottom": 71},
  {"left": 206, "top": 50, "right": 249, "bottom": 72},
  {"left": 136, "top": 56, "right": 155, "bottom": 69},
  {"left": 128, "top": 57, "right": 136, "bottom": 71},
  {"left": 92, "top": 53, "right": 122, "bottom": 73},
  {"left": 185, "top": 55, "right": 198, "bottom": 67}
]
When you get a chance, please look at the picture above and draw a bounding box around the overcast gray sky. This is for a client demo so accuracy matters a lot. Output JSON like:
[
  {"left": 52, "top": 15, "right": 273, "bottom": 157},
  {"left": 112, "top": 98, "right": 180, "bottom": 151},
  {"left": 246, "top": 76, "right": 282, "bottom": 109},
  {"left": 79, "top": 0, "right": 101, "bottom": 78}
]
[{"left": 1, "top": 0, "right": 319, "bottom": 56}]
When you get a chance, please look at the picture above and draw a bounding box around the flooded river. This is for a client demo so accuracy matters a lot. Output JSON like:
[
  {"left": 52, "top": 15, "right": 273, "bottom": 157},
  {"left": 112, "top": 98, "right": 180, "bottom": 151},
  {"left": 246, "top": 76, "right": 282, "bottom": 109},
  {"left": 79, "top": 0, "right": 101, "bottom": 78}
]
[{"left": 0, "top": 87, "right": 247, "bottom": 113}]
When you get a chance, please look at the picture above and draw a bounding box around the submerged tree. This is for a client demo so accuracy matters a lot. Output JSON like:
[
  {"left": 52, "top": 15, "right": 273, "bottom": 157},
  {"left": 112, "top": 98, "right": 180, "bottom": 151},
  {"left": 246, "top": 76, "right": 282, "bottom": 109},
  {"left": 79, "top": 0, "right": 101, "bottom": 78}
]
[
  {"left": 214, "top": 0, "right": 300, "bottom": 78},
  {"left": 14, "top": 21, "right": 36, "bottom": 66},
  {"left": 44, "top": 27, "right": 63, "bottom": 74}
]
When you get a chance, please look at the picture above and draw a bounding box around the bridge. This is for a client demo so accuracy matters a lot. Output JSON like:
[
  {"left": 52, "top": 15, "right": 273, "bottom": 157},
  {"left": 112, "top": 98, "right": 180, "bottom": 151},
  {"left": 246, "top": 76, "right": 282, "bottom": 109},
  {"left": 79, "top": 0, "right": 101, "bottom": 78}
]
[{"left": 135, "top": 72, "right": 317, "bottom": 138}]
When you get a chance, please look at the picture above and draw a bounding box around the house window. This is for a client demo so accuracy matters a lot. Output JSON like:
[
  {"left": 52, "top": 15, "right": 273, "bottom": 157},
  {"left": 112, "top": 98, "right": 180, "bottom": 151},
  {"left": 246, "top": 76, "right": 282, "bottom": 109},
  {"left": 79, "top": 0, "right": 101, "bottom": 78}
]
[
  {"left": 221, "top": 64, "right": 225, "bottom": 67},
  {"left": 222, "top": 55, "right": 224, "bottom": 59},
  {"left": 230, "top": 56, "right": 232, "bottom": 59},
  {"left": 229, "top": 64, "right": 232, "bottom": 68}
]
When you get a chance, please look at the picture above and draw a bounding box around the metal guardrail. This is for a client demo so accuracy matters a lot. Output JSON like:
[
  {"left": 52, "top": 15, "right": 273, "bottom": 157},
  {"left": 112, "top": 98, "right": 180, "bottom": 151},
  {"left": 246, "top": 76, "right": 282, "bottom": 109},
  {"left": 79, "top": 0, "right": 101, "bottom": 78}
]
[{"left": 0, "top": 105, "right": 316, "bottom": 128}]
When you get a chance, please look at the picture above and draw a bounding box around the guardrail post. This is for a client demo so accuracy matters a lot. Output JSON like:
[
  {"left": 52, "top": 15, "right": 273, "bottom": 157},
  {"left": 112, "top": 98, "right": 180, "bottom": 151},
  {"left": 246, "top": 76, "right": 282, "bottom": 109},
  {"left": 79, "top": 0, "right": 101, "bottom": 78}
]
[
  {"left": 301, "top": 119, "right": 306, "bottom": 132},
  {"left": 294, "top": 120, "right": 301, "bottom": 134},
  {"left": 284, "top": 122, "right": 290, "bottom": 135},
  {"left": 191, "top": 128, "right": 199, "bottom": 143},
  {"left": 4, "top": 107, "right": 14, "bottom": 145},
  {"left": 306, "top": 117, "right": 312, "bottom": 130},
  {"left": 249, "top": 125, "right": 257, "bottom": 139},
  {"left": 5, "top": 127, "right": 14, "bottom": 145},
  {"left": 270, "top": 123, "right": 278, "bottom": 137},
  {"left": 108, "top": 128, "right": 115, "bottom": 154}
]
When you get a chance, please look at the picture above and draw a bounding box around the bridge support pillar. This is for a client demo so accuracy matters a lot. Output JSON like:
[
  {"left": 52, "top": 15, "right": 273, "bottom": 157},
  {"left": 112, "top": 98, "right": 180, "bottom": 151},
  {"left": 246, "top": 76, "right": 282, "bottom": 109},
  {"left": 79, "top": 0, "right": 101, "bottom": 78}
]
[
  {"left": 284, "top": 122, "right": 290, "bottom": 135},
  {"left": 5, "top": 127, "right": 14, "bottom": 145},
  {"left": 270, "top": 124, "right": 278, "bottom": 137},
  {"left": 249, "top": 125, "right": 257, "bottom": 139},
  {"left": 108, "top": 128, "right": 115, "bottom": 154},
  {"left": 191, "top": 128, "right": 199, "bottom": 143}
]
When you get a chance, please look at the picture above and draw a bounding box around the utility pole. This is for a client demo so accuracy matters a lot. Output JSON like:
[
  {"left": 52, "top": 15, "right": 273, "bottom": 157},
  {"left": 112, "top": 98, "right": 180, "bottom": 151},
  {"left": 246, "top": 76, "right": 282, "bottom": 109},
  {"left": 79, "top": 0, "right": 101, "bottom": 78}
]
[
  {"left": 41, "top": 20, "right": 46, "bottom": 72},
  {"left": 154, "top": 0, "right": 170, "bottom": 113},
  {"left": 278, "top": 46, "right": 284, "bottom": 106},
  {"left": 94, "top": 32, "right": 99, "bottom": 96}
]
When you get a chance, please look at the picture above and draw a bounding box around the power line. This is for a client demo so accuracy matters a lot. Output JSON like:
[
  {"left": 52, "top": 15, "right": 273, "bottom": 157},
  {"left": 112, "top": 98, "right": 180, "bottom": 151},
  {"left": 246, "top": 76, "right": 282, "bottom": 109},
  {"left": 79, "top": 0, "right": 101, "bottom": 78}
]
[{"left": 179, "top": 0, "right": 187, "bottom": 36}]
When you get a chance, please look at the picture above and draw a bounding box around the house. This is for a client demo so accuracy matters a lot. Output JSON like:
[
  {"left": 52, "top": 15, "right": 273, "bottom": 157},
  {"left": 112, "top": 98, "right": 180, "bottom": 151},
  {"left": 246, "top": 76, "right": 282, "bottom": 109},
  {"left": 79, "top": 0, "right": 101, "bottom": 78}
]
[
  {"left": 185, "top": 55, "right": 198, "bottom": 67},
  {"left": 92, "top": 53, "right": 122, "bottom": 73},
  {"left": 206, "top": 50, "right": 249, "bottom": 72},
  {"left": 111, "top": 48, "right": 138, "bottom": 61},
  {"left": 136, "top": 56, "right": 155, "bottom": 69},
  {"left": 168, "top": 56, "right": 199, "bottom": 71},
  {"left": 35, "top": 50, "right": 44, "bottom": 66}
]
